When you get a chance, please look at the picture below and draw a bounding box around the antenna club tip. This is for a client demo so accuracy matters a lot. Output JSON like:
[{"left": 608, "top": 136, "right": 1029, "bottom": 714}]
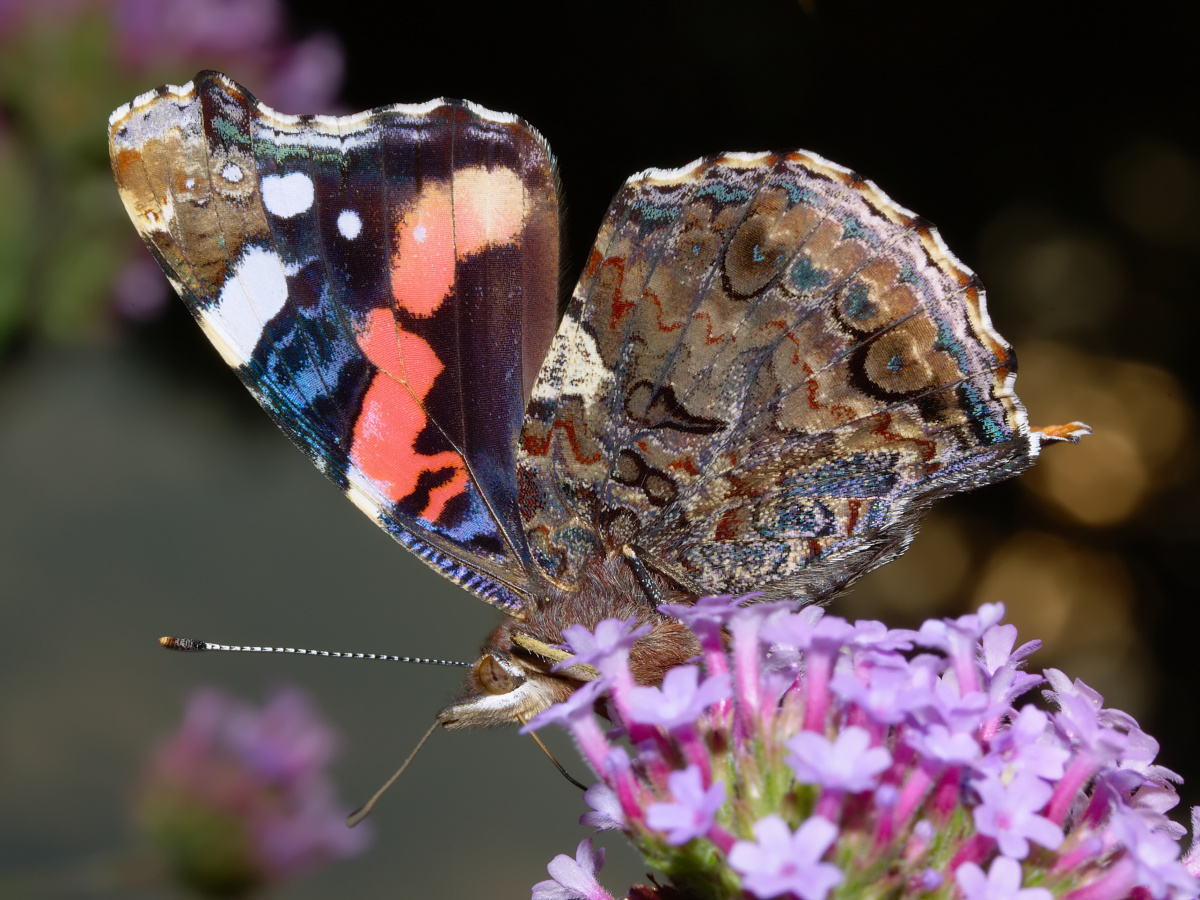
[{"left": 159, "top": 636, "right": 205, "bottom": 651}]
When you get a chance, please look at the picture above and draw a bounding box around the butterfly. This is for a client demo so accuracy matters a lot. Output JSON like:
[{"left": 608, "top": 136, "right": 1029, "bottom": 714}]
[{"left": 108, "top": 71, "right": 1085, "bottom": 731}]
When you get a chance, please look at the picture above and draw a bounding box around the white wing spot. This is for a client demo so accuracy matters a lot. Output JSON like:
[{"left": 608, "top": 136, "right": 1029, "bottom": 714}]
[
  {"left": 262, "top": 172, "right": 315, "bottom": 218},
  {"left": 202, "top": 246, "right": 290, "bottom": 366},
  {"left": 185, "top": 177, "right": 195, "bottom": 190},
  {"left": 531, "top": 313, "right": 613, "bottom": 407},
  {"left": 221, "top": 163, "right": 243, "bottom": 183},
  {"left": 413, "top": 224, "right": 427, "bottom": 243},
  {"left": 338, "top": 209, "right": 362, "bottom": 240}
]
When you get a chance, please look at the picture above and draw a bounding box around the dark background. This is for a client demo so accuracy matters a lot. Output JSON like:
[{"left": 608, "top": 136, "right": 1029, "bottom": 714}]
[{"left": 3, "top": 1, "right": 1198, "bottom": 897}]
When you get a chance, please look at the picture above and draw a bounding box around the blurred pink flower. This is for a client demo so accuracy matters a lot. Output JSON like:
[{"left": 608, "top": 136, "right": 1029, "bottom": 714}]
[
  {"left": 114, "top": 0, "right": 283, "bottom": 65},
  {"left": 138, "top": 686, "right": 370, "bottom": 896},
  {"left": 107, "top": 0, "right": 344, "bottom": 114},
  {"left": 111, "top": 255, "right": 170, "bottom": 322}
]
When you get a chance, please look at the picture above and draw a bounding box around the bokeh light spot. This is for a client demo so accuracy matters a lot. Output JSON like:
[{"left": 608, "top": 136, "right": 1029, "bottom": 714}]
[
  {"left": 1016, "top": 341, "right": 1190, "bottom": 526},
  {"left": 973, "top": 530, "right": 1152, "bottom": 716}
]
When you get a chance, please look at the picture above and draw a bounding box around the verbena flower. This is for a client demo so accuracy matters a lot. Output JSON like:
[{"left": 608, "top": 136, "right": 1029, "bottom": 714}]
[
  {"left": 729, "top": 815, "right": 844, "bottom": 900},
  {"left": 136, "top": 686, "right": 370, "bottom": 896},
  {"left": 523, "top": 601, "right": 1200, "bottom": 900},
  {"left": 646, "top": 766, "right": 726, "bottom": 845},
  {"left": 533, "top": 839, "right": 615, "bottom": 900}
]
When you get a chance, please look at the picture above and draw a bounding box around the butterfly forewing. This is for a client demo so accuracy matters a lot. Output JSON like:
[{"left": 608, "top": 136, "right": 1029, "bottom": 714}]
[
  {"left": 109, "top": 72, "right": 560, "bottom": 615},
  {"left": 518, "top": 150, "right": 1038, "bottom": 601}
]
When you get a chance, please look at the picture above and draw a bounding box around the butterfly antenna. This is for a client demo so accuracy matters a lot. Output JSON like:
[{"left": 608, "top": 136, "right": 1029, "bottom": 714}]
[
  {"left": 517, "top": 714, "right": 588, "bottom": 791},
  {"left": 346, "top": 719, "right": 440, "bottom": 828},
  {"left": 158, "top": 636, "right": 472, "bottom": 668}
]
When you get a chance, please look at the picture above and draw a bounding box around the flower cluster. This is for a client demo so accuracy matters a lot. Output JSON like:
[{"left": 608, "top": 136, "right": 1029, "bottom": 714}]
[
  {"left": 136, "top": 686, "right": 370, "bottom": 896},
  {"left": 526, "top": 599, "right": 1200, "bottom": 900}
]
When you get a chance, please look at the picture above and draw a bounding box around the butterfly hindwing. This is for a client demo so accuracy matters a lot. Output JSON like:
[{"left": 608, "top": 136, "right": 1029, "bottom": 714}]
[
  {"left": 109, "top": 72, "right": 560, "bottom": 615},
  {"left": 518, "top": 151, "right": 1040, "bottom": 601}
]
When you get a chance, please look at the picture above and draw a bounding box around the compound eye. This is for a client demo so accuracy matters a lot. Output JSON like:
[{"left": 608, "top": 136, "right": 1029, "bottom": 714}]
[{"left": 475, "top": 655, "right": 518, "bottom": 695}]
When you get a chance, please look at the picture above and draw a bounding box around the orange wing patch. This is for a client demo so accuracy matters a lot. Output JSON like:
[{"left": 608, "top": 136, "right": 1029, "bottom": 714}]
[
  {"left": 351, "top": 307, "right": 468, "bottom": 521},
  {"left": 361, "top": 165, "right": 533, "bottom": 521},
  {"left": 390, "top": 166, "right": 529, "bottom": 317}
]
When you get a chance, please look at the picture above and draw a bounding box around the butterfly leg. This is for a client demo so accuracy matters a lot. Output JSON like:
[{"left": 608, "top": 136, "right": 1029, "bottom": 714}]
[{"left": 622, "top": 546, "right": 670, "bottom": 607}]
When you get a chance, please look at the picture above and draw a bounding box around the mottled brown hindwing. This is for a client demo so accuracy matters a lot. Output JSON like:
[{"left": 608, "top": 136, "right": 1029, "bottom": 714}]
[{"left": 518, "top": 151, "right": 1037, "bottom": 601}]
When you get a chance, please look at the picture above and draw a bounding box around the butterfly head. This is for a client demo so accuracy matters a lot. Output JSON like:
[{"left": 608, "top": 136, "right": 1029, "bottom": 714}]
[
  {"left": 436, "top": 643, "right": 580, "bottom": 730},
  {"left": 435, "top": 564, "right": 700, "bottom": 731}
]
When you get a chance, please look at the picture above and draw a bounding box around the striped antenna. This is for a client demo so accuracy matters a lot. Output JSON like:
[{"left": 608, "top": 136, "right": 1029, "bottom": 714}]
[{"left": 158, "top": 636, "right": 472, "bottom": 667}]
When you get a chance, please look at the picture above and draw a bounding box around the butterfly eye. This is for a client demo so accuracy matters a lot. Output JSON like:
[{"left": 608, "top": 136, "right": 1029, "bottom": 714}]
[{"left": 475, "top": 654, "right": 519, "bottom": 695}]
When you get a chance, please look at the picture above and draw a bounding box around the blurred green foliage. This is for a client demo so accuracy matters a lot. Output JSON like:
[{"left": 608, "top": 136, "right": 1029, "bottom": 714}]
[
  {"left": 0, "top": 1, "right": 342, "bottom": 351},
  {"left": 0, "top": 13, "right": 137, "bottom": 346}
]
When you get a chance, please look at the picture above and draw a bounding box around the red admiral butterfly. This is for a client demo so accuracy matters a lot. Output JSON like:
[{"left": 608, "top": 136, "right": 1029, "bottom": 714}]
[{"left": 108, "top": 72, "right": 1085, "bottom": 731}]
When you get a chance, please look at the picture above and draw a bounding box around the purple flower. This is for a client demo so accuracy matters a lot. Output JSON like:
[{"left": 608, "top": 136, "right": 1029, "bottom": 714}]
[
  {"left": 659, "top": 594, "right": 747, "bottom": 683},
  {"left": 828, "top": 654, "right": 916, "bottom": 726},
  {"left": 1183, "top": 807, "right": 1200, "bottom": 878},
  {"left": 523, "top": 678, "right": 607, "bottom": 733},
  {"left": 978, "top": 706, "right": 1070, "bottom": 783},
  {"left": 980, "top": 623, "right": 1041, "bottom": 676},
  {"left": 760, "top": 608, "right": 856, "bottom": 674},
  {"left": 602, "top": 746, "right": 648, "bottom": 828},
  {"left": 521, "top": 679, "right": 611, "bottom": 772},
  {"left": 922, "top": 678, "right": 995, "bottom": 734},
  {"left": 137, "top": 686, "right": 369, "bottom": 893},
  {"left": 786, "top": 726, "right": 892, "bottom": 792},
  {"left": 558, "top": 618, "right": 651, "bottom": 674},
  {"left": 1132, "top": 781, "right": 1186, "bottom": 827},
  {"left": 254, "top": 778, "right": 369, "bottom": 877},
  {"left": 658, "top": 593, "right": 748, "bottom": 634},
  {"left": 267, "top": 32, "right": 345, "bottom": 112},
  {"left": 845, "top": 619, "right": 919, "bottom": 652},
  {"left": 1115, "top": 720, "right": 1166, "bottom": 782},
  {"left": 728, "top": 815, "right": 843, "bottom": 900},
  {"left": 1051, "top": 691, "right": 1132, "bottom": 764},
  {"left": 978, "top": 622, "right": 1044, "bottom": 723},
  {"left": 729, "top": 604, "right": 790, "bottom": 727},
  {"left": 531, "top": 839, "right": 615, "bottom": 900},
  {"left": 917, "top": 603, "right": 1006, "bottom": 694},
  {"left": 108, "top": 0, "right": 346, "bottom": 113},
  {"left": 916, "top": 602, "right": 1003, "bottom": 652},
  {"left": 972, "top": 771, "right": 1064, "bottom": 859},
  {"left": 986, "top": 665, "right": 1046, "bottom": 713},
  {"left": 111, "top": 254, "right": 171, "bottom": 322},
  {"left": 580, "top": 783, "right": 625, "bottom": 832},
  {"left": 116, "top": 0, "right": 282, "bottom": 60},
  {"left": 956, "top": 856, "right": 1053, "bottom": 900},
  {"left": 1042, "top": 668, "right": 1106, "bottom": 710},
  {"left": 906, "top": 723, "right": 983, "bottom": 766},
  {"left": 758, "top": 605, "right": 825, "bottom": 649},
  {"left": 626, "top": 666, "right": 730, "bottom": 729},
  {"left": 645, "top": 766, "right": 725, "bottom": 846},
  {"left": 224, "top": 687, "right": 339, "bottom": 785},
  {"left": 1109, "top": 809, "right": 1200, "bottom": 900}
]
